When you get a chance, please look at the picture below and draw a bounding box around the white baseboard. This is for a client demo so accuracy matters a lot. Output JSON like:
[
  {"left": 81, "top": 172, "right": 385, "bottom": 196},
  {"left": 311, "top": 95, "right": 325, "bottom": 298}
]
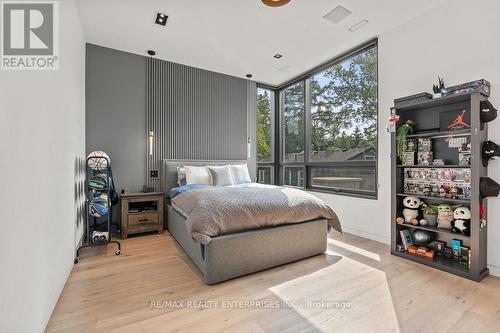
[
  {"left": 488, "top": 264, "right": 500, "bottom": 277},
  {"left": 341, "top": 226, "right": 390, "bottom": 245}
]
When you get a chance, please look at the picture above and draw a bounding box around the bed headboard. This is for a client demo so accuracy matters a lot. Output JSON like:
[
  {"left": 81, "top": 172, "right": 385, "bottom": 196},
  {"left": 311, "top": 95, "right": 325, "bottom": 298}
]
[{"left": 160, "top": 159, "right": 248, "bottom": 193}]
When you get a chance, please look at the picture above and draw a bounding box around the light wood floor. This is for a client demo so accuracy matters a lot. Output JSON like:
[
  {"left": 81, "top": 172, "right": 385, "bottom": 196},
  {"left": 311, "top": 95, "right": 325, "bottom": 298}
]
[{"left": 46, "top": 232, "right": 500, "bottom": 333}]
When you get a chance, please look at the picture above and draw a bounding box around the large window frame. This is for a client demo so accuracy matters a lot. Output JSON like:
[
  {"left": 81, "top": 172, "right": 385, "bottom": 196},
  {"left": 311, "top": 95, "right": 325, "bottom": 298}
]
[
  {"left": 276, "top": 40, "right": 378, "bottom": 199},
  {"left": 256, "top": 85, "right": 278, "bottom": 185}
]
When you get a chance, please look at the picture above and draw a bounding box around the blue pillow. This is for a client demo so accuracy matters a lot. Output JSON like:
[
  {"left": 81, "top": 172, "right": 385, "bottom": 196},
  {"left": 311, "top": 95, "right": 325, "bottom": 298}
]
[{"left": 167, "top": 184, "right": 208, "bottom": 199}]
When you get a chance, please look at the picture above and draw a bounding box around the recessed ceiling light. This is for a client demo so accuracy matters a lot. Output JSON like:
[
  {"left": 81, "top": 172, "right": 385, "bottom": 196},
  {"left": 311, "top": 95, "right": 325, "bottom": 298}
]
[
  {"left": 154, "top": 12, "right": 168, "bottom": 26},
  {"left": 262, "top": 0, "right": 291, "bottom": 8},
  {"left": 348, "top": 19, "right": 369, "bottom": 32},
  {"left": 147, "top": 50, "right": 156, "bottom": 56},
  {"left": 274, "top": 53, "right": 283, "bottom": 59},
  {"left": 323, "top": 6, "right": 352, "bottom": 24},
  {"left": 246, "top": 74, "right": 253, "bottom": 78}
]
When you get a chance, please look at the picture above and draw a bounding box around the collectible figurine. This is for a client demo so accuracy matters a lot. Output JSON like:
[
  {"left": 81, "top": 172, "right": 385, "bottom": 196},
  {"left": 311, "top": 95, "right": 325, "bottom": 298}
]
[
  {"left": 423, "top": 185, "right": 431, "bottom": 196},
  {"left": 449, "top": 186, "right": 459, "bottom": 199},
  {"left": 438, "top": 186, "right": 447, "bottom": 197}
]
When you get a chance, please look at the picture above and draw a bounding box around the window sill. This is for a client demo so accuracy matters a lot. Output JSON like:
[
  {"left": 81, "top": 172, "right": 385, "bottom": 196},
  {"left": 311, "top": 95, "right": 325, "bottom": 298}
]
[{"left": 305, "top": 187, "right": 378, "bottom": 200}]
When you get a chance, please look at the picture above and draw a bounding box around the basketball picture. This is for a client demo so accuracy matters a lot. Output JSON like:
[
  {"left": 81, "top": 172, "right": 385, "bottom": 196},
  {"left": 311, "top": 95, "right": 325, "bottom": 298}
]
[{"left": 87, "top": 151, "right": 110, "bottom": 170}]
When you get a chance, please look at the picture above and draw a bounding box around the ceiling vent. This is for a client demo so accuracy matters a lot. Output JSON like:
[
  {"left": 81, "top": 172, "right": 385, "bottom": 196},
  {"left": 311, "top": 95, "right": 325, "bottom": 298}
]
[
  {"left": 323, "top": 6, "right": 352, "bottom": 24},
  {"left": 348, "top": 19, "right": 369, "bottom": 32}
]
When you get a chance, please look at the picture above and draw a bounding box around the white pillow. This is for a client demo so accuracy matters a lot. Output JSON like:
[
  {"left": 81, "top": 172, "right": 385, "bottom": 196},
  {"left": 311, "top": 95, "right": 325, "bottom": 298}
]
[
  {"left": 208, "top": 165, "right": 234, "bottom": 186},
  {"left": 185, "top": 166, "right": 212, "bottom": 185},
  {"left": 230, "top": 164, "right": 251, "bottom": 184}
]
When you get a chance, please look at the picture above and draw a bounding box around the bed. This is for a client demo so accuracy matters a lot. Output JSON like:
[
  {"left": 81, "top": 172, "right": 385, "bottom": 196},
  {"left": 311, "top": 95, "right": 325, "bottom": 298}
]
[{"left": 161, "top": 159, "right": 340, "bottom": 284}]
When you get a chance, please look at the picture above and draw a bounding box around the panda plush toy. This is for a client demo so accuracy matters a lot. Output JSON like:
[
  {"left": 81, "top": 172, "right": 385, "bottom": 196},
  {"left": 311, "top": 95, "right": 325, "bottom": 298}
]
[
  {"left": 402, "top": 196, "right": 423, "bottom": 223},
  {"left": 451, "top": 207, "right": 471, "bottom": 236}
]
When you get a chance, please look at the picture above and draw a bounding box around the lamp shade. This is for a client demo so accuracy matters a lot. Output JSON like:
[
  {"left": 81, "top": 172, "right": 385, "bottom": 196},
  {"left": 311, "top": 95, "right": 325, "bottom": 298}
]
[
  {"left": 480, "top": 177, "right": 500, "bottom": 199},
  {"left": 482, "top": 140, "right": 500, "bottom": 166}
]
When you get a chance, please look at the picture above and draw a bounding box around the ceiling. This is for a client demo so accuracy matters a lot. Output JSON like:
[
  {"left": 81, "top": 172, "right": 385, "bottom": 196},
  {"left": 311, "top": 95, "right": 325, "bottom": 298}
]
[{"left": 76, "top": 0, "right": 448, "bottom": 86}]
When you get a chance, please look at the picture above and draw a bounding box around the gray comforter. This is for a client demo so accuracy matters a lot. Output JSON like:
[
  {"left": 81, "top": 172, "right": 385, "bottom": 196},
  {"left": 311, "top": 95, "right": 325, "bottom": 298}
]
[{"left": 171, "top": 185, "right": 342, "bottom": 244}]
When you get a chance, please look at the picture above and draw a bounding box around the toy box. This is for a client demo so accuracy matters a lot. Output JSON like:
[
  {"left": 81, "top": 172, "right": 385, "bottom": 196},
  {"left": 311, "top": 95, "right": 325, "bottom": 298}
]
[
  {"left": 402, "top": 152, "right": 416, "bottom": 166},
  {"left": 417, "top": 138, "right": 432, "bottom": 151},
  {"left": 406, "top": 139, "right": 418, "bottom": 152},
  {"left": 418, "top": 151, "right": 433, "bottom": 165}
]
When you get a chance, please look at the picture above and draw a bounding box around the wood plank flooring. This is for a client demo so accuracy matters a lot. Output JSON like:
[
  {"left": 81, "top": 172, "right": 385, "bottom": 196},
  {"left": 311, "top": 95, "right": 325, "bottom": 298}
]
[{"left": 46, "top": 232, "right": 500, "bottom": 333}]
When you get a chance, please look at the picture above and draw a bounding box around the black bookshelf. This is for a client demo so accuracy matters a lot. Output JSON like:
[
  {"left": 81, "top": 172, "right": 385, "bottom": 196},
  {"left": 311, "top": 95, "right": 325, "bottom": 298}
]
[
  {"left": 391, "top": 92, "right": 489, "bottom": 281},
  {"left": 406, "top": 129, "right": 470, "bottom": 139},
  {"left": 396, "top": 164, "right": 470, "bottom": 168},
  {"left": 396, "top": 222, "right": 469, "bottom": 240},
  {"left": 395, "top": 193, "right": 470, "bottom": 204}
]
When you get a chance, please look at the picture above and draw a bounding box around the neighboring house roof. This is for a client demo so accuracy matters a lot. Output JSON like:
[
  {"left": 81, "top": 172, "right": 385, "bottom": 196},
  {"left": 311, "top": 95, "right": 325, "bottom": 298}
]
[
  {"left": 310, "top": 147, "right": 375, "bottom": 161},
  {"left": 285, "top": 147, "right": 375, "bottom": 162}
]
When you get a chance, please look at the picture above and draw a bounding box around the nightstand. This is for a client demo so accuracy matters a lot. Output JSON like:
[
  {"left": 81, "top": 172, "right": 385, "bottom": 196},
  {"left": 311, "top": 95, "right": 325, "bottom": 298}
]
[{"left": 120, "top": 192, "right": 164, "bottom": 239}]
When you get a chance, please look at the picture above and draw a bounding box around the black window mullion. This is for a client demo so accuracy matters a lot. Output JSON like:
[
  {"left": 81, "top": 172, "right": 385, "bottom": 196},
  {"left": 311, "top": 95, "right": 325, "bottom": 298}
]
[
  {"left": 304, "top": 78, "right": 311, "bottom": 190},
  {"left": 275, "top": 88, "right": 282, "bottom": 185}
]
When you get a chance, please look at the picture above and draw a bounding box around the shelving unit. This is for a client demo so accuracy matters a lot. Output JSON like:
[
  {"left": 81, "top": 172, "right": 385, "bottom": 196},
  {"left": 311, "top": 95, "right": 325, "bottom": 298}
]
[
  {"left": 75, "top": 155, "right": 121, "bottom": 263},
  {"left": 393, "top": 250, "right": 470, "bottom": 278},
  {"left": 406, "top": 129, "right": 470, "bottom": 139},
  {"left": 395, "top": 193, "right": 470, "bottom": 204},
  {"left": 396, "top": 165, "right": 470, "bottom": 168},
  {"left": 398, "top": 221, "right": 470, "bottom": 241},
  {"left": 391, "top": 91, "right": 489, "bottom": 281}
]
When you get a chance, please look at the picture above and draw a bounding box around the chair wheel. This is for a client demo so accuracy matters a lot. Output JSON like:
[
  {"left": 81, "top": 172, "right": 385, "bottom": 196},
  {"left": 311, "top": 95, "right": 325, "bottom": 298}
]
[{"left": 115, "top": 250, "right": 121, "bottom": 255}]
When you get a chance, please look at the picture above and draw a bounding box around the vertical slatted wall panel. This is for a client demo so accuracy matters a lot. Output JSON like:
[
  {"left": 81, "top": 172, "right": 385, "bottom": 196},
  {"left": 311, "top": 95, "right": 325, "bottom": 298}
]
[{"left": 146, "top": 57, "right": 249, "bottom": 190}]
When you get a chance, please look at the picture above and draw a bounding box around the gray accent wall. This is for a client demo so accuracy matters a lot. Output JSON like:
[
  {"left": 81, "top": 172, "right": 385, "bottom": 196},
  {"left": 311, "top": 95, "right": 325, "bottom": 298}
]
[
  {"left": 146, "top": 57, "right": 252, "bottom": 190},
  {"left": 247, "top": 81, "right": 257, "bottom": 179},
  {"left": 86, "top": 44, "right": 147, "bottom": 193},
  {"left": 86, "top": 44, "right": 256, "bottom": 193}
]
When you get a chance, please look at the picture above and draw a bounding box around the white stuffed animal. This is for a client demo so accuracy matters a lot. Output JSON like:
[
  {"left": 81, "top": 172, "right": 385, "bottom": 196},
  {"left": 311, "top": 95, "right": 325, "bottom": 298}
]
[
  {"left": 402, "top": 196, "right": 423, "bottom": 223},
  {"left": 451, "top": 207, "right": 471, "bottom": 236}
]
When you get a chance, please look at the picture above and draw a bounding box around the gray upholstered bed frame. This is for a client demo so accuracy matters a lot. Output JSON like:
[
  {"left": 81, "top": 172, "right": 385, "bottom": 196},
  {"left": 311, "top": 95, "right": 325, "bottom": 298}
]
[{"left": 161, "top": 159, "right": 327, "bottom": 284}]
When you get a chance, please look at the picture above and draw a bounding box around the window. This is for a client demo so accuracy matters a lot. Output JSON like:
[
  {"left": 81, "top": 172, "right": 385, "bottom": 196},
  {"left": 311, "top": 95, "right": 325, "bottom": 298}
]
[
  {"left": 278, "top": 42, "right": 378, "bottom": 197},
  {"left": 283, "top": 82, "right": 305, "bottom": 163},
  {"left": 256, "top": 87, "right": 275, "bottom": 184}
]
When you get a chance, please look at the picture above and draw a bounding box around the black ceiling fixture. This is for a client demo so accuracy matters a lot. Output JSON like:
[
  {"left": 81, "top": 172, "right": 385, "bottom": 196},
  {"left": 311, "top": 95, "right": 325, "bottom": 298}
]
[
  {"left": 262, "top": 0, "right": 291, "bottom": 8},
  {"left": 274, "top": 53, "right": 283, "bottom": 59},
  {"left": 147, "top": 50, "right": 156, "bottom": 57},
  {"left": 246, "top": 74, "right": 253, "bottom": 78},
  {"left": 155, "top": 12, "right": 168, "bottom": 26}
]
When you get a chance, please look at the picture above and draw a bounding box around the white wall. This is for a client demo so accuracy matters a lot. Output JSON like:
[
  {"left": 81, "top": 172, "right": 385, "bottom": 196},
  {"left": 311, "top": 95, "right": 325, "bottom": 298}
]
[
  {"left": 315, "top": 0, "right": 500, "bottom": 276},
  {"left": 0, "top": 1, "right": 85, "bottom": 332}
]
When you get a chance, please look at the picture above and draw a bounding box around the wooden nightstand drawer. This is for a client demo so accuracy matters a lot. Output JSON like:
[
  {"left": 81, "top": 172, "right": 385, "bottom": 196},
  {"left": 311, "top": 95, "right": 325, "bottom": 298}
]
[
  {"left": 121, "top": 192, "right": 164, "bottom": 239},
  {"left": 128, "top": 212, "right": 158, "bottom": 227}
]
